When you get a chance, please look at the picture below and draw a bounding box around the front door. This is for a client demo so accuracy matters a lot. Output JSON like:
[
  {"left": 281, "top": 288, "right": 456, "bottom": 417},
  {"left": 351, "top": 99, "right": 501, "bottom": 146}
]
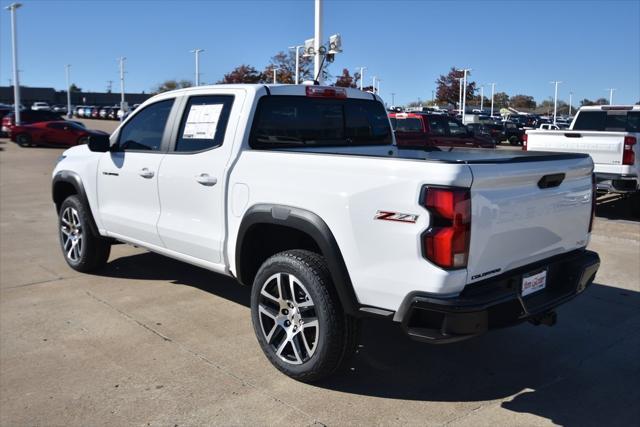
[
  {"left": 157, "top": 93, "right": 239, "bottom": 264},
  {"left": 97, "top": 98, "right": 175, "bottom": 247}
]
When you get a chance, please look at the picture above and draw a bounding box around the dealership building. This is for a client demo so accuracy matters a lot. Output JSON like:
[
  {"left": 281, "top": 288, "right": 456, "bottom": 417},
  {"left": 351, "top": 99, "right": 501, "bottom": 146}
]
[{"left": 0, "top": 86, "right": 152, "bottom": 108}]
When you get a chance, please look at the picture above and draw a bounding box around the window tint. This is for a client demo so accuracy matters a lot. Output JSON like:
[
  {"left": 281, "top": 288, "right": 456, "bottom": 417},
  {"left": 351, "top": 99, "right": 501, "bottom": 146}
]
[
  {"left": 446, "top": 119, "right": 468, "bottom": 136},
  {"left": 389, "top": 117, "right": 397, "bottom": 130},
  {"left": 250, "top": 96, "right": 392, "bottom": 147},
  {"left": 175, "top": 95, "right": 234, "bottom": 152},
  {"left": 627, "top": 112, "right": 640, "bottom": 132},
  {"left": 573, "top": 110, "right": 640, "bottom": 132},
  {"left": 116, "top": 99, "right": 174, "bottom": 151},
  {"left": 573, "top": 111, "right": 606, "bottom": 131},
  {"left": 428, "top": 117, "right": 446, "bottom": 135},
  {"left": 395, "top": 118, "right": 423, "bottom": 132}
]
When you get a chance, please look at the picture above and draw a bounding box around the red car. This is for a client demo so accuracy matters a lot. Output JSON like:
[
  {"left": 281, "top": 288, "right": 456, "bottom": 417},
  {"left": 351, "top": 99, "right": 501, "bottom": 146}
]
[
  {"left": 9, "top": 121, "right": 108, "bottom": 147},
  {"left": 389, "top": 112, "right": 495, "bottom": 149}
]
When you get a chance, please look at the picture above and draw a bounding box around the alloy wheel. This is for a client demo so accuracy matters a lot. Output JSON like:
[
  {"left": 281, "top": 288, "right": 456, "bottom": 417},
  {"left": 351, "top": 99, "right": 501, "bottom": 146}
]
[{"left": 60, "top": 206, "right": 83, "bottom": 262}]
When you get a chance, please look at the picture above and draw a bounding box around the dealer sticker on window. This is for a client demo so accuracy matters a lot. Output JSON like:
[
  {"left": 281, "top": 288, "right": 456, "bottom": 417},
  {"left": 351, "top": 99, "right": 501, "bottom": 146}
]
[{"left": 522, "top": 269, "right": 547, "bottom": 297}]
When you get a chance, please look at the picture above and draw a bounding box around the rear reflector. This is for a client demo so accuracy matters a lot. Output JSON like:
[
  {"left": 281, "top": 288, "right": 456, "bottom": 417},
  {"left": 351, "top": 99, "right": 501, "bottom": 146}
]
[
  {"left": 305, "top": 86, "right": 347, "bottom": 98},
  {"left": 623, "top": 136, "right": 636, "bottom": 165},
  {"left": 422, "top": 187, "right": 471, "bottom": 269}
]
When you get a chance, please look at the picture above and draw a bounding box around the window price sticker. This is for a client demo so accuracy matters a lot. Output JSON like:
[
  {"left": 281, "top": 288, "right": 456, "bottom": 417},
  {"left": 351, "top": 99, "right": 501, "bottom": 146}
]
[{"left": 182, "top": 104, "right": 223, "bottom": 139}]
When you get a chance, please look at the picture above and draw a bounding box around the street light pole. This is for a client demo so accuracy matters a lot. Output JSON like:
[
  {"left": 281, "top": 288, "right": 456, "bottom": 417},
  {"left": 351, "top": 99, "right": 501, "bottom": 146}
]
[
  {"left": 372, "top": 76, "right": 377, "bottom": 94},
  {"left": 550, "top": 80, "right": 562, "bottom": 124},
  {"left": 376, "top": 79, "right": 381, "bottom": 97},
  {"left": 190, "top": 49, "right": 204, "bottom": 86},
  {"left": 460, "top": 68, "right": 471, "bottom": 124},
  {"left": 391, "top": 92, "right": 396, "bottom": 106},
  {"left": 65, "top": 64, "right": 72, "bottom": 118},
  {"left": 457, "top": 77, "right": 463, "bottom": 113},
  {"left": 289, "top": 45, "right": 303, "bottom": 84},
  {"left": 479, "top": 85, "right": 484, "bottom": 111},
  {"left": 6, "top": 2, "right": 22, "bottom": 125},
  {"left": 358, "top": 66, "right": 366, "bottom": 91},
  {"left": 118, "top": 56, "right": 126, "bottom": 121},
  {"left": 273, "top": 68, "right": 280, "bottom": 84},
  {"left": 314, "top": 0, "right": 323, "bottom": 84},
  {"left": 489, "top": 82, "right": 496, "bottom": 117},
  {"left": 607, "top": 88, "right": 615, "bottom": 105},
  {"left": 569, "top": 91, "right": 573, "bottom": 116}
]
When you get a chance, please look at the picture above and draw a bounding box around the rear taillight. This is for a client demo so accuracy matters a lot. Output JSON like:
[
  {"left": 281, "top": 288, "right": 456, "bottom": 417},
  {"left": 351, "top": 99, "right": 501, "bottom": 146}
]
[
  {"left": 589, "top": 173, "right": 596, "bottom": 233},
  {"left": 623, "top": 136, "right": 636, "bottom": 165},
  {"left": 421, "top": 187, "right": 471, "bottom": 269},
  {"left": 522, "top": 133, "right": 528, "bottom": 151},
  {"left": 305, "top": 86, "right": 347, "bottom": 99}
]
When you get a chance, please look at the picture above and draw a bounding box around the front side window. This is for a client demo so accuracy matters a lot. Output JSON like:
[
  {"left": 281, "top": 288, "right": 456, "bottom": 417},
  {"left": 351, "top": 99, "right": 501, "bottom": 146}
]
[
  {"left": 428, "top": 117, "right": 446, "bottom": 135},
  {"left": 115, "top": 99, "right": 174, "bottom": 151},
  {"left": 447, "top": 119, "right": 468, "bottom": 136},
  {"left": 175, "top": 95, "right": 234, "bottom": 152},
  {"left": 250, "top": 96, "right": 392, "bottom": 147}
]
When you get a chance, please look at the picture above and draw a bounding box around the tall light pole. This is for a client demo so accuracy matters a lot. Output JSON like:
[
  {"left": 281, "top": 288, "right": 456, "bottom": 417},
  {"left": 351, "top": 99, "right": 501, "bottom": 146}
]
[
  {"left": 391, "top": 92, "right": 396, "bottom": 106},
  {"left": 457, "top": 68, "right": 471, "bottom": 124},
  {"left": 314, "top": 0, "right": 323, "bottom": 84},
  {"left": 65, "top": 64, "right": 72, "bottom": 118},
  {"left": 489, "top": 82, "right": 496, "bottom": 117},
  {"left": 372, "top": 76, "right": 377, "bottom": 94},
  {"left": 289, "top": 45, "right": 303, "bottom": 84},
  {"left": 607, "top": 88, "right": 616, "bottom": 105},
  {"left": 358, "top": 66, "right": 366, "bottom": 90},
  {"left": 118, "top": 56, "right": 126, "bottom": 120},
  {"left": 550, "top": 80, "right": 562, "bottom": 124},
  {"left": 479, "top": 85, "right": 484, "bottom": 111},
  {"left": 457, "top": 77, "right": 463, "bottom": 112},
  {"left": 376, "top": 79, "right": 381, "bottom": 97},
  {"left": 190, "top": 48, "right": 204, "bottom": 86},
  {"left": 569, "top": 91, "right": 573, "bottom": 116},
  {"left": 6, "top": 2, "right": 22, "bottom": 125},
  {"left": 273, "top": 68, "right": 280, "bottom": 84}
]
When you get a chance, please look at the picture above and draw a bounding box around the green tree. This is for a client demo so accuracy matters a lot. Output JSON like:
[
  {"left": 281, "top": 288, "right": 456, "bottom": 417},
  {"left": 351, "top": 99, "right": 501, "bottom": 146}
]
[
  {"left": 435, "top": 67, "right": 476, "bottom": 106},
  {"left": 69, "top": 83, "right": 82, "bottom": 92},
  {"left": 509, "top": 94, "right": 536, "bottom": 110}
]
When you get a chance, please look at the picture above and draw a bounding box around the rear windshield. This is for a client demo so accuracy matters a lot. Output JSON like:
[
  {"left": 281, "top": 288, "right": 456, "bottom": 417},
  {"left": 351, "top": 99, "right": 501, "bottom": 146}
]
[
  {"left": 573, "top": 111, "right": 640, "bottom": 132},
  {"left": 250, "top": 96, "right": 392, "bottom": 148},
  {"left": 395, "top": 118, "right": 423, "bottom": 132}
]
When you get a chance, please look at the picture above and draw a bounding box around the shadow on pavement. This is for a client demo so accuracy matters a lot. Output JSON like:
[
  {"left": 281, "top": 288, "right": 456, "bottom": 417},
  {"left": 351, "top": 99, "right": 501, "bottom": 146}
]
[
  {"left": 96, "top": 251, "right": 640, "bottom": 426},
  {"left": 596, "top": 193, "right": 639, "bottom": 222}
]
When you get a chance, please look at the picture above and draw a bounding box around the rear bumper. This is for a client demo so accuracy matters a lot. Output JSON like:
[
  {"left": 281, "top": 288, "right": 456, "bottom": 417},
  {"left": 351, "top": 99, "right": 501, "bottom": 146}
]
[
  {"left": 396, "top": 249, "right": 600, "bottom": 344},
  {"left": 595, "top": 173, "right": 639, "bottom": 193}
]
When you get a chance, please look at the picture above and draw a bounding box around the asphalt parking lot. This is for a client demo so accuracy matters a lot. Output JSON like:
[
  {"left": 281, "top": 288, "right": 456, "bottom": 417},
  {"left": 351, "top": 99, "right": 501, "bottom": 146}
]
[{"left": 1, "top": 120, "right": 639, "bottom": 426}]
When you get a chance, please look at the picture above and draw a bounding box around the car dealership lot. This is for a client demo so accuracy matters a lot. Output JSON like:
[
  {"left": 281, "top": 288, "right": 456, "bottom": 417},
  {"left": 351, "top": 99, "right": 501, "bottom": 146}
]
[{"left": 0, "top": 133, "right": 638, "bottom": 425}]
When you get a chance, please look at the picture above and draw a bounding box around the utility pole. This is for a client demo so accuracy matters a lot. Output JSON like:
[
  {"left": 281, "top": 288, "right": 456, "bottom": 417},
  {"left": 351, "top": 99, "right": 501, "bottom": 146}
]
[
  {"left": 550, "top": 80, "right": 562, "bottom": 124},
  {"left": 569, "top": 91, "right": 573, "bottom": 116},
  {"left": 607, "top": 88, "right": 616, "bottom": 105},
  {"left": 65, "top": 64, "right": 72, "bottom": 118},
  {"left": 6, "top": 2, "right": 22, "bottom": 125},
  {"left": 190, "top": 48, "right": 204, "bottom": 86},
  {"left": 489, "top": 82, "right": 496, "bottom": 117},
  {"left": 358, "top": 66, "right": 366, "bottom": 90},
  {"left": 289, "top": 45, "right": 303, "bottom": 84},
  {"left": 479, "top": 85, "right": 484, "bottom": 111},
  {"left": 273, "top": 68, "right": 280, "bottom": 84},
  {"left": 118, "top": 56, "right": 126, "bottom": 121},
  {"left": 314, "top": 0, "right": 323, "bottom": 84}
]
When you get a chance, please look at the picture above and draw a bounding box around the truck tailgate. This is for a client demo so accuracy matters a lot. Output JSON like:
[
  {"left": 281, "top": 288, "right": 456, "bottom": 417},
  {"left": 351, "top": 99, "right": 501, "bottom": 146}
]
[
  {"left": 526, "top": 130, "right": 626, "bottom": 165},
  {"left": 467, "top": 156, "right": 593, "bottom": 284}
]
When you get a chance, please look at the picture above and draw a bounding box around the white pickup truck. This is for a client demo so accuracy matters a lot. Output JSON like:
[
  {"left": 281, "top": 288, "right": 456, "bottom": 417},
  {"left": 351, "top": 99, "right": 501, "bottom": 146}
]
[
  {"left": 525, "top": 106, "right": 640, "bottom": 194},
  {"left": 52, "top": 84, "right": 600, "bottom": 382}
]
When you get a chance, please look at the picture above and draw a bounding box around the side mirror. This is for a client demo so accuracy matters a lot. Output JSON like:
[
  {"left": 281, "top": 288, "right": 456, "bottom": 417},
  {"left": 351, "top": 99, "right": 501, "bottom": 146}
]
[{"left": 88, "top": 134, "right": 111, "bottom": 152}]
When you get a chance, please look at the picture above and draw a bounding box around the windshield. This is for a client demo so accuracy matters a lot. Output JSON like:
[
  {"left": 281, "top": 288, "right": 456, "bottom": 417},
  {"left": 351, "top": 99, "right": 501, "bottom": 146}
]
[
  {"left": 395, "top": 118, "right": 423, "bottom": 132},
  {"left": 250, "top": 96, "right": 392, "bottom": 148},
  {"left": 573, "top": 111, "right": 640, "bottom": 132}
]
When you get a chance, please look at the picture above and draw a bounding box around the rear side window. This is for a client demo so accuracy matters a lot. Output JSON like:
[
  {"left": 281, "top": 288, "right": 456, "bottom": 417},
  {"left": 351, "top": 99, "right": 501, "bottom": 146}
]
[
  {"left": 250, "top": 96, "right": 392, "bottom": 147},
  {"left": 428, "top": 117, "right": 446, "bottom": 135},
  {"left": 395, "top": 118, "right": 423, "bottom": 132},
  {"left": 175, "top": 95, "right": 234, "bottom": 152},
  {"left": 572, "top": 111, "right": 640, "bottom": 132},
  {"left": 116, "top": 99, "right": 174, "bottom": 151}
]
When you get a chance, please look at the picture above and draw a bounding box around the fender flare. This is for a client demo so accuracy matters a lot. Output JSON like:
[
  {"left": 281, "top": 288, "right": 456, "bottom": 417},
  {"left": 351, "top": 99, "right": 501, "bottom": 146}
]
[
  {"left": 52, "top": 170, "right": 100, "bottom": 236},
  {"left": 236, "top": 204, "right": 361, "bottom": 316}
]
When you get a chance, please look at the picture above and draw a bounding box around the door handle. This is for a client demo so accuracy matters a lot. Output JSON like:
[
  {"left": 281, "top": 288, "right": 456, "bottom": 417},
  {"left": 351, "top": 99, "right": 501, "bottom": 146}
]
[
  {"left": 139, "top": 168, "right": 154, "bottom": 179},
  {"left": 195, "top": 173, "right": 217, "bottom": 186}
]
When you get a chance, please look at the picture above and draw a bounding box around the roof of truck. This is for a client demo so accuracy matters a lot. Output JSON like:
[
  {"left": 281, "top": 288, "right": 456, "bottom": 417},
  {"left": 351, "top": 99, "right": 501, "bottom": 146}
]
[{"left": 580, "top": 105, "right": 639, "bottom": 111}]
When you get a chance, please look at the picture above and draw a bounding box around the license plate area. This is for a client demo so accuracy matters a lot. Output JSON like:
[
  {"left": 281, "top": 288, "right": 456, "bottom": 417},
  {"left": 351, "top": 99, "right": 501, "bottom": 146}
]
[{"left": 522, "top": 268, "right": 547, "bottom": 297}]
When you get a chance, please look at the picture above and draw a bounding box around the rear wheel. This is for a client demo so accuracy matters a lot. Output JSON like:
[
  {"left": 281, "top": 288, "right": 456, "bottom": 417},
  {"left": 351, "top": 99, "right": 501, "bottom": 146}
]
[
  {"left": 58, "top": 195, "right": 111, "bottom": 272},
  {"left": 16, "top": 133, "right": 31, "bottom": 147},
  {"left": 251, "top": 250, "right": 358, "bottom": 382},
  {"left": 508, "top": 136, "right": 519, "bottom": 145},
  {"left": 77, "top": 136, "right": 89, "bottom": 145}
]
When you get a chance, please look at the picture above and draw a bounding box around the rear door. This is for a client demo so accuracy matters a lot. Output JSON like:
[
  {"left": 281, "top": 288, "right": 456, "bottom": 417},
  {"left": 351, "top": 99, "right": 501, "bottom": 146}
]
[
  {"left": 394, "top": 115, "right": 426, "bottom": 146},
  {"left": 424, "top": 115, "right": 448, "bottom": 146},
  {"left": 156, "top": 91, "right": 241, "bottom": 265},
  {"left": 97, "top": 98, "right": 175, "bottom": 246},
  {"left": 443, "top": 118, "right": 475, "bottom": 147}
]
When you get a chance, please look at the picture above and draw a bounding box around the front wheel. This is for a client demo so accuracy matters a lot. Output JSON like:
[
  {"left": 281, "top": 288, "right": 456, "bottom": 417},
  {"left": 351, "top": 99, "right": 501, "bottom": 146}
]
[
  {"left": 16, "top": 133, "right": 32, "bottom": 147},
  {"left": 58, "top": 195, "right": 111, "bottom": 272},
  {"left": 251, "top": 250, "right": 358, "bottom": 382}
]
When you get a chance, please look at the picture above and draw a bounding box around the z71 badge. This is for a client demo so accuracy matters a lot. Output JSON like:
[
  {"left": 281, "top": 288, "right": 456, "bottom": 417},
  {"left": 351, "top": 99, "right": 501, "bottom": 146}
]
[{"left": 374, "top": 211, "right": 419, "bottom": 223}]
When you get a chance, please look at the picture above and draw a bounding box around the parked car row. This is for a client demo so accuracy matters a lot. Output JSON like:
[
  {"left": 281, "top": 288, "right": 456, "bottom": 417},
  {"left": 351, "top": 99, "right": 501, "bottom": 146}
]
[{"left": 74, "top": 104, "right": 139, "bottom": 120}]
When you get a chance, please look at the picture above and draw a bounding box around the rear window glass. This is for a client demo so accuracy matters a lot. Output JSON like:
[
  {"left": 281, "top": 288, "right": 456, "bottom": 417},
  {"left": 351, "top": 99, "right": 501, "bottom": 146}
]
[
  {"left": 573, "top": 111, "right": 640, "bottom": 132},
  {"left": 395, "top": 118, "right": 423, "bottom": 132},
  {"left": 250, "top": 96, "right": 392, "bottom": 148}
]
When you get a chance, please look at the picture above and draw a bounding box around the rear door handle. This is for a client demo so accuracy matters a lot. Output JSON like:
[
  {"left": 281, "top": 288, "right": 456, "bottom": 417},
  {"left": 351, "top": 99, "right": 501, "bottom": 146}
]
[
  {"left": 139, "top": 168, "right": 154, "bottom": 179},
  {"left": 195, "top": 173, "right": 217, "bottom": 186}
]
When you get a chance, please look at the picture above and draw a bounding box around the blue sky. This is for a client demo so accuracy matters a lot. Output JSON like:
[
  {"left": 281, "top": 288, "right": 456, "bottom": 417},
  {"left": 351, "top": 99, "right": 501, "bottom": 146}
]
[{"left": 1, "top": 0, "right": 639, "bottom": 106}]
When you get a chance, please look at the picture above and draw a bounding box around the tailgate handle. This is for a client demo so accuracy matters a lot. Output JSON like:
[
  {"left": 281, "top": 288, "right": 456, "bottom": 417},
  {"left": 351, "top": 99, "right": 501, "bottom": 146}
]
[
  {"left": 564, "top": 133, "right": 581, "bottom": 138},
  {"left": 538, "top": 173, "right": 566, "bottom": 189}
]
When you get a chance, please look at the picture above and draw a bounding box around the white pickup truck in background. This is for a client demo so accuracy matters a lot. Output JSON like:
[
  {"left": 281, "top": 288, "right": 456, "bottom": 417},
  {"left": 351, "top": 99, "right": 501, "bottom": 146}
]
[{"left": 525, "top": 106, "right": 640, "bottom": 195}]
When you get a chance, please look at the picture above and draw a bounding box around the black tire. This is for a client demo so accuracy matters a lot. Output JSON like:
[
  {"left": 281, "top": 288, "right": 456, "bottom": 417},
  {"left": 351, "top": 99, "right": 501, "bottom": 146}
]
[
  {"left": 16, "top": 133, "right": 31, "bottom": 147},
  {"left": 58, "top": 195, "right": 111, "bottom": 272},
  {"left": 251, "top": 249, "right": 358, "bottom": 383},
  {"left": 77, "top": 136, "right": 89, "bottom": 145},
  {"left": 508, "top": 136, "right": 518, "bottom": 145}
]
